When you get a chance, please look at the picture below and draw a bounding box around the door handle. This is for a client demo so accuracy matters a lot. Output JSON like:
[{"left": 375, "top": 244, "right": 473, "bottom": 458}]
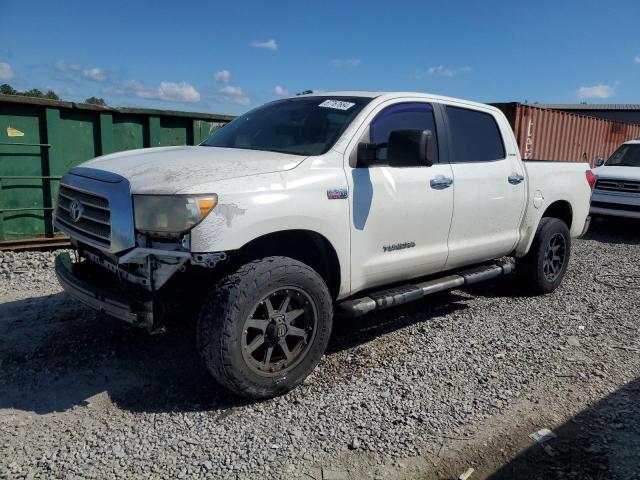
[
  {"left": 508, "top": 174, "right": 525, "bottom": 185},
  {"left": 430, "top": 176, "right": 453, "bottom": 190}
]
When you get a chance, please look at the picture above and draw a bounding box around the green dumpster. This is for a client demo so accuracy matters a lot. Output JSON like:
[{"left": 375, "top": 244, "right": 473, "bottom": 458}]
[{"left": 0, "top": 94, "right": 233, "bottom": 248}]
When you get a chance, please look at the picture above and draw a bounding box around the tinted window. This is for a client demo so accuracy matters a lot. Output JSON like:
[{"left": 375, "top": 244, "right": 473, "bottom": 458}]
[
  {"left": 606, "top": 144, "right": 640, "bottom": 167},
  {"left": 446, "top": 106, "right": 505, "bottom": 162},
  {"left": 202, "top": 96, "right": 371, "bottom": 156},
  {"left": 369, "top": 103, "right": 438, "bottom": 164}
]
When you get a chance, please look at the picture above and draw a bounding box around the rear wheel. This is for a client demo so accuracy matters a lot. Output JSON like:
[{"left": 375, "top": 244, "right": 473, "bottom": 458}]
[
  {"left": 197, "top": 256, "right": 333, "bottom": 399},
  {"left": 516, "top": 218, "right": 571, "bottom": 295}
]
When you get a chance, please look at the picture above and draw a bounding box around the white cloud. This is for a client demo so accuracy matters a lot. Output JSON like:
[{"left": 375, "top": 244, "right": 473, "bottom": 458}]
[
  {"left": 332, "top": 58, "right": 361, "bottom": 68},
  {"left": 156, "top": 82, "right": 200, "bottom": 102},
  {"left": 54, "top": 61, "right": 82, "bottom": 81},
  {"left": 220, "top": 85, "right": 242, "bottom": 96},
  {"left": 427, "top": 66, "right": 454, "bottom": 77},
  {"left": 115, "top": 80, "right": 201, "bottom": 102},
  {"left": 274, "top": 85, "right": 289, "bottom": 97},
  {"left": 217, "top": 85, "right": 250, "bottom": 105},
  {"left": 635, "top": 55, "right": 640, "bottom": 64},
  {"left": 214, "top": 70, "right": 231, "bottom": 83},
  {"left": 0, "top": 62, "right": 13, "bottom": 80},
  {"left": 426, "top": 65, "right": 472, "bottom": 77},
  {"left": 55, "top": 61, "right": 108, "bottom": 82},
  {"left": 251, "top": 39, "right": 278, "bottom": 50},
  {"left": 577, "top": 84, "right": 615, "bottom": 99},
  {"left": 83, "top": 67, "right": 106, "bottom": 81},
  {"left": 55, "top": 60, "right": 82, "bottom": 73}
]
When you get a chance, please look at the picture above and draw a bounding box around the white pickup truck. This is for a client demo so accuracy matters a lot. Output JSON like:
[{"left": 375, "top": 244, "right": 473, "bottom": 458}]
[
  {"left": 54, "top": 92, "right": 593, "bottom": 398},
  {"left": 591, "top": 140, "right": 640, "bottom": 218}
]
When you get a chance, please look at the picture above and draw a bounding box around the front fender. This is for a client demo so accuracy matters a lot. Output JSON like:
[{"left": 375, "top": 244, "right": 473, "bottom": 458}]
[{"left": 187, "top": 158, "right": 352, "bottom": 297}]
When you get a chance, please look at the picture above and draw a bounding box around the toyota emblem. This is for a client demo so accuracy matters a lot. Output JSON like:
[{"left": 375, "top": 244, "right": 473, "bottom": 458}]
[
  {"left": 69, "top": 199, "right": 84, "bottom": 223},
  {"left": 276, "top": 323, "right": 287, "bottom": 338}
]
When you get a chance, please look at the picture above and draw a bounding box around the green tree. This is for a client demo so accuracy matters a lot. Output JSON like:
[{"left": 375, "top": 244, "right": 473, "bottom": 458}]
[
  {"left": 21, "top": 88, "right": 45, "bottom": 98},
  {"left": 84, "top": 96, "right": 106, "bottom": 106},
  {"left": 1, "top": 84, "right": 62, "bottom": 100},
  {"left": 44, "top": 90, "right": 60, "bottom": 100},
  {"left": 0, "top": 83, "right": 17, "bottom": 95}
]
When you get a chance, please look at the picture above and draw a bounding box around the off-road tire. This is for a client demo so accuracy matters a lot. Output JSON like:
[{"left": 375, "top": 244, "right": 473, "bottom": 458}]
[
  {"left": 516, "top": 217, "right": 571, "bottom": 295},
  {"left": 197, "top": 256, "right": 333, "bottom": 399}
]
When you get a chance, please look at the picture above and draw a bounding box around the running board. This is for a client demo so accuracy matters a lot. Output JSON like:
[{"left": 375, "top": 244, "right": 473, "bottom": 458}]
[{"left": 338, "top": 262, "right": 512, "bottom": 318}]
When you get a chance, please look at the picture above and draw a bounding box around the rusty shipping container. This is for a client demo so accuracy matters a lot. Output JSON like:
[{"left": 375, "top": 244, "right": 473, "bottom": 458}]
[{"left": 492, "top": 103, "right": 640, "bottom": 166}]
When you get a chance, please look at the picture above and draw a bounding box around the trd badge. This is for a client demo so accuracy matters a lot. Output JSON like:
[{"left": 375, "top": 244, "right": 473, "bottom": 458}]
[{"left": 327, "top": 188, "right": 348, "bottom": 200}]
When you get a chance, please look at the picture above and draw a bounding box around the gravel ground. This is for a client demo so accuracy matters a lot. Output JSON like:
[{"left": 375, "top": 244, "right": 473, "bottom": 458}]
[
  {"left": 1, "top": 218, "right": 639, "bottom": 479},
  {"left": 0, "top": 249, "right": 72, "bottom": 297}
]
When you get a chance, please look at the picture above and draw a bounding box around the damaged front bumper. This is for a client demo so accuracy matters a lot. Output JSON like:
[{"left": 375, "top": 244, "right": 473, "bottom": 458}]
[{"left": 55, "top": 252, "right": 155, "bottom": 330}]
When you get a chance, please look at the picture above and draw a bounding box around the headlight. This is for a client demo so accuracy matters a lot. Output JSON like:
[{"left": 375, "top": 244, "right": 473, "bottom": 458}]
[{"left": 133, "top": 194, "right": 218, "bottom": 237}]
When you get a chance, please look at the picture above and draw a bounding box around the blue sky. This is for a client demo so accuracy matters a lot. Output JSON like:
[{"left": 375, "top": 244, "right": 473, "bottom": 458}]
[{"left": 1, "top": 0, "right": 639, "bottom": 115}]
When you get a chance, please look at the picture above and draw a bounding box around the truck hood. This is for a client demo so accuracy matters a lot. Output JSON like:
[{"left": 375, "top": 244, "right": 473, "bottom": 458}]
[
  {"left": 77, "top": 146, "right": 306, "bottom": 194},
  {"left": 593, "top": 165, "right": 640, "bottom": 181}
]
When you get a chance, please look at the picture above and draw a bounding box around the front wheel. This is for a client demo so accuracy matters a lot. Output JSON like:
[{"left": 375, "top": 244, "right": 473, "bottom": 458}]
[
  {"left": 516, "top": 217, "right": 571, "bottom": 295},
  {"left": 197, "top": 256, "right": 333, "bottom": 399}
]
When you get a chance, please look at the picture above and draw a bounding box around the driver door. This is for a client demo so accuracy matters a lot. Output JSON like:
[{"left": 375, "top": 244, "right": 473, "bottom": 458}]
[{"left": 346, "top": 101, "right": 454, "bottom": 294}]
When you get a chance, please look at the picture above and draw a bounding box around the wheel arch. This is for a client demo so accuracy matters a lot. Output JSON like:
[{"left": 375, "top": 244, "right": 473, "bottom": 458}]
[
  {"left": 542, "top": 200, "right": 573, "bottom": 229},
  {"left": 232, "top": 229, "right": 342, "bottom": 300},
  {"left": 515, "top": 199, "right": 574, "bottom": 257}
]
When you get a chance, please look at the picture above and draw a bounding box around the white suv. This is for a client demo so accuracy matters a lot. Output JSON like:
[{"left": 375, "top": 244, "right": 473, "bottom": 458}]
[{"left": 591, "top": 140, "right": 640, "bottom": 219}]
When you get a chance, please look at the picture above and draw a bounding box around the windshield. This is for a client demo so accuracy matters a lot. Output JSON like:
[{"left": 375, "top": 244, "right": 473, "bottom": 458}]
[
  {"left": 605, "top": 144, "right": 640, "bottom": 167},
  {"left": 201, "top": 96, "right": 372, "bottom": 156}
]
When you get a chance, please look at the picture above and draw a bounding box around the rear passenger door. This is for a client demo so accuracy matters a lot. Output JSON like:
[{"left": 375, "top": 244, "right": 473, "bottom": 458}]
[{"left": 443, "top": 105, "right": 526, "bottom": 269}]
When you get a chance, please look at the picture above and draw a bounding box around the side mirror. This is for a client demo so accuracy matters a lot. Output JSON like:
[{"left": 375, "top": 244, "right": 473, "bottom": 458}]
[
  {"left": 387, "top": 129, "right": 433, "bottom": 167},
  {"left": 594, "top": 157, "right": 605, "bottom": 167},
  {"left": 356, "top": 142, "right": 380, "bottom": 167}
]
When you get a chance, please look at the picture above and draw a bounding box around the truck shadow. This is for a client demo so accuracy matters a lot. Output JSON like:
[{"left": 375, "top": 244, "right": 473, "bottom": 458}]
[
  {"left": 584, "top": 217, "right": 640, "bottom": 245},
  {"left": 0, "top": 290, "right": 468, "bottom": 415},
  {"left": 459, "top": 273, "right": 520, "bottom": 300},
  {"left": 0, "top": 292, "right": 223, "bottom": 415},
  {"left": 462, "top": 216, "right": 640, "bottom": 301},
  {"left": 329, "top": 290, "right": 468, "bottom": 354},
  {"left": 486, "top": 376, "right": 640, "bottom": 480}
]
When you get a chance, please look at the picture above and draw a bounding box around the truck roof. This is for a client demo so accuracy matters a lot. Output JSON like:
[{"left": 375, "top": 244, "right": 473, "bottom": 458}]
[{"left": 300, "top": 90, "right": 501, "bottom": 114}]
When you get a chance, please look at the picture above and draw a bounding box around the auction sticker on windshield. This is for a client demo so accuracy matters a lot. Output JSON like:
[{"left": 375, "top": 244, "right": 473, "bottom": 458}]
[{"left": 319, "top": 100, "right": 356, "bottom": 110}]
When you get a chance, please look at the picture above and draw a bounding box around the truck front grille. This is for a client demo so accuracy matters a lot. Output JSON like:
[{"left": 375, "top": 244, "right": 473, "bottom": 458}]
[
  {"left": 55, "top": 185, "right": 111, "bottom": 247},
  {"left": 594, "top": 179, "right": 640, "bottom": 194}
]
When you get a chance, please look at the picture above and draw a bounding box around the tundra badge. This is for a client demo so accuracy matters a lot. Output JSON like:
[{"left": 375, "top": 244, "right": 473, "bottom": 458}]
[{"left": 383, "top": 241, "right": 416, "bottom": 252}]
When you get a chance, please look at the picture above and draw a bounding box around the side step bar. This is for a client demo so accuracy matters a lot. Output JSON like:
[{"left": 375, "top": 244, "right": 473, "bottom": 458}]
[{"left": 338, "top": 262, "right": 512, "bottom": 318}]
